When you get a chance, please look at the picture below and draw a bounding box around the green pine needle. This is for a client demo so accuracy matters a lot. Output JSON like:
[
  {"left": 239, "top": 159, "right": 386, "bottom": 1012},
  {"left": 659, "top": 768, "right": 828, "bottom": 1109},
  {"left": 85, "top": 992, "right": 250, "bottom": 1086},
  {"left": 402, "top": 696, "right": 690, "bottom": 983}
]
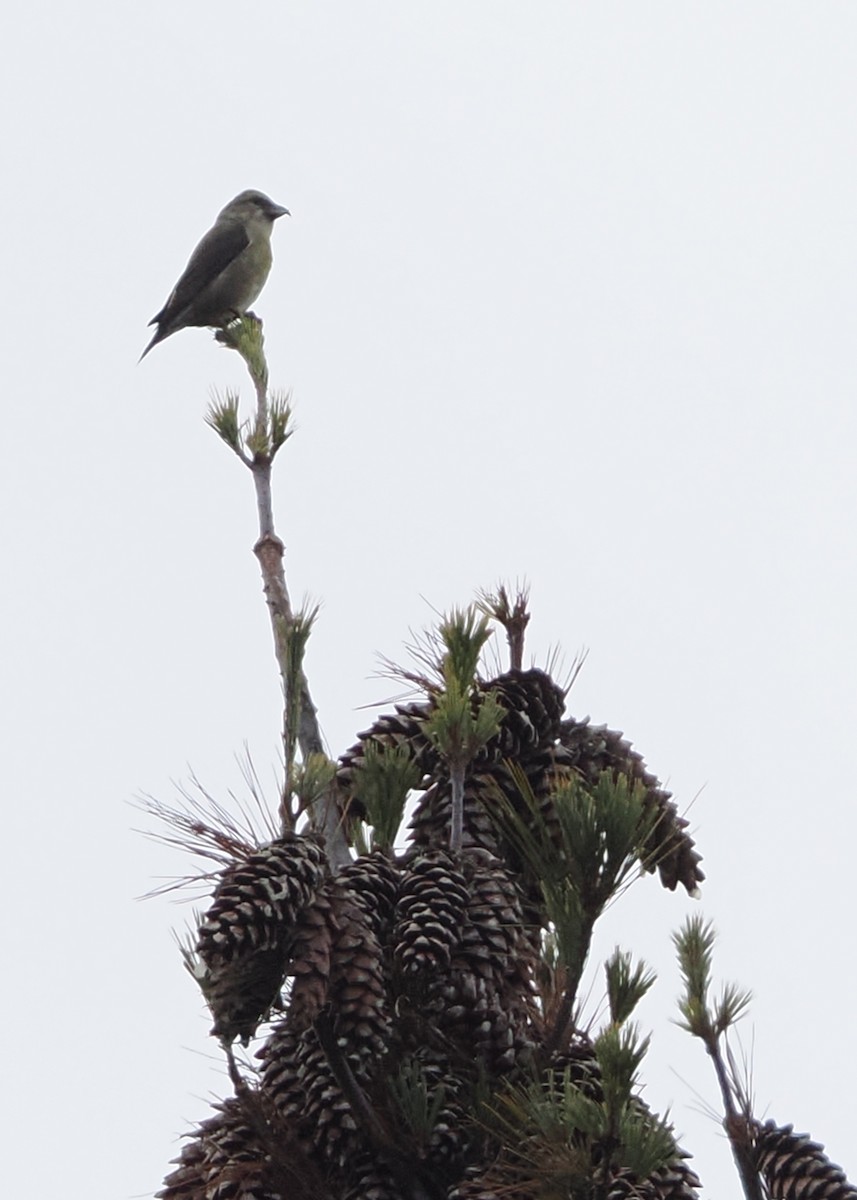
[
  {"left": 205, "top": 389, "right": 243, "bottom": 450},
  {"left": 420, "top": 682, "right": 504, "bottom": 769},
  {"left": 290, "top": 753, "right": 337, "bottom": 819},
  {"left": 673, "top": 915, "right": 752, "bottom": 1041},
  {"left": 390, "top": 1059, "right": 448, "bottom": 1145},
  {"left": 350, "top": 740, "right": 422, "bottom": 850},
  {"left": 617, "top": 1105, "right": 679, "bottom": 1180},
  {"left": 485, "top": 1063, "right": 677, "bottom": 1196},
  {"left": 437, "top": 606, "right": 494, "bottom": 690},
  {"left": 245, "top": 420, "right": 271, "bottom": 457},
  {"left": 714, "top": 982, "right": 753, "bottom": 1036},
  {"left": 672, "top": 914, "right": 715, "bottom": 1036},
  {"left": 541, "top": 879, "right": 588, "bottom": 981},
  {"left": 595, "top": 1022, "right": 651, "bottom": 1115},
  {"left": 605, "top": 949, "right": 657, "bottom": 1026},
  {"left": 495, "top": 767, "right": 655, "bottom": 909},
  {"left": 269, "top": 391, "right": 294, "bottom": 453}
]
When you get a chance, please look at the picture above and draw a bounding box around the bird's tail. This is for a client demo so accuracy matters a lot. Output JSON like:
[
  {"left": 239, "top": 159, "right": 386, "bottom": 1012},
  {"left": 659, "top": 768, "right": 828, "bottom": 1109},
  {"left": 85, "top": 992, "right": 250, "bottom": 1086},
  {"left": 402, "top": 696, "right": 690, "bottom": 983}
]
[{"left": 138, "top": 323, "right": 166, "bottom": 362}]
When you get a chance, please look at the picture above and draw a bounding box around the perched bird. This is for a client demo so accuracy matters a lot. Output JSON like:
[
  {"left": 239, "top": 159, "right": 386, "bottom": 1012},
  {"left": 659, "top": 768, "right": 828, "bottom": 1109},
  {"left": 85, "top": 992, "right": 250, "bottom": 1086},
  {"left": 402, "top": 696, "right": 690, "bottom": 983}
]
[{"left": 140, "top": 189, "right": 290, "bottom": 360}]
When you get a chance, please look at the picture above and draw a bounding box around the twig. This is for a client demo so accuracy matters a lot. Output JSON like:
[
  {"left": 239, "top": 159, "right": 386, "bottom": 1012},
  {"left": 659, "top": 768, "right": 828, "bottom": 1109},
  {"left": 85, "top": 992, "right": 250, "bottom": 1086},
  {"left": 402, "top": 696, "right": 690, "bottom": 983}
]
[
  {"left": 476, "top": 582, "right": 530, "bottom": 670},
  {"left": 215, "top": 316, "right": 351, "bottom": 869},
  {"left": 705, "top": 1037, "right": 765, "bottom": 1200}
]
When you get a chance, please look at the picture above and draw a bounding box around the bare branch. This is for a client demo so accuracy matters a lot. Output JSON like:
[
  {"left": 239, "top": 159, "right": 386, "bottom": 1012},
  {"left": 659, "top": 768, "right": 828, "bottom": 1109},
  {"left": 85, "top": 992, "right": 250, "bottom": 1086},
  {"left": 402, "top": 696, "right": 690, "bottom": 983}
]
[{"left": 215, "top": 315, "right": 351, "bottom": 870}]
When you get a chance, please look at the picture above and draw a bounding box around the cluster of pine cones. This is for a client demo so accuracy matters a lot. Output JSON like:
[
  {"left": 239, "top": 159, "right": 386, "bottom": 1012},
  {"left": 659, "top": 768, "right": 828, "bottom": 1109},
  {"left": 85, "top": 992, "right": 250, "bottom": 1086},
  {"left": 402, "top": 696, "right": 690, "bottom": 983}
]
[{"left": 158, "top": 669, "right": 853, "bottom": 1200}]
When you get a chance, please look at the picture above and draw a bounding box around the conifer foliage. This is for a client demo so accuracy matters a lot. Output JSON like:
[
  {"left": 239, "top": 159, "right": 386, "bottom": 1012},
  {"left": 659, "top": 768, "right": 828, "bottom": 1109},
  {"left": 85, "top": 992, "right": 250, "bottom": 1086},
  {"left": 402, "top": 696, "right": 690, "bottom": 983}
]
[
  {"left": 158, "top": 653, "right": 704, "bottom": 1200},
  {"left": 147, "top": 317, "right": 854, "bottom": 1200}
]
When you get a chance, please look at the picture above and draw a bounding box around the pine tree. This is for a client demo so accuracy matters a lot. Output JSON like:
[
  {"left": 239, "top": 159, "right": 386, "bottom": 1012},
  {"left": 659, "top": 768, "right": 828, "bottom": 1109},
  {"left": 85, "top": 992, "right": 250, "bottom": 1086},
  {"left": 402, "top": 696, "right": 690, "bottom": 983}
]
[{"left": 142, "top": 318, "right": 855, "bottom": 1200}]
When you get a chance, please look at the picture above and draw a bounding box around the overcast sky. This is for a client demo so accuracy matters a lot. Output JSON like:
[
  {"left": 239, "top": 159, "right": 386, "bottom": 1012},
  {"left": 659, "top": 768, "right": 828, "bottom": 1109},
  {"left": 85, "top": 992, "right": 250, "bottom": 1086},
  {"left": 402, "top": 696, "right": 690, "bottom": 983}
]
[{"left": 3, "top": 3, "right": 855, "bottom": 1196}]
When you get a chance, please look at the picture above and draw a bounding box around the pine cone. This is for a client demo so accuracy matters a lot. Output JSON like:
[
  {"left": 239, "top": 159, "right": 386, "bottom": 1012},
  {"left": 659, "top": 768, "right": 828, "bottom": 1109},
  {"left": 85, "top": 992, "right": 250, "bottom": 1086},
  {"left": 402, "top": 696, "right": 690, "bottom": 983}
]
[
  {"left": 259, "top": 882, "right": 391, "bottom": 1171},
  {"left": 394, "top": 850, "right": 470, "bottom": 983},
  {"left": 157, "top": 1098, "right": 275, "bottom": 1200},
  {"left": 299, "top": 1033, "right": 367, "bottom": 1169},
  {"left": 648, "top": 1158, "right": 703, "bottom": 1200},
  {"left": 753, "top": 1120, "right": 857, "bottom": 1200},
  {"left": 545, "top": 1033, "right": 603, "bottom": 1102},
  {"left": 338, "top": 852, "right": 401, "bottom": 941},
  {"left": 284, "top": 887, "right": 337, "bottom": 1030},
  {"left": 477, "top": 668, "right": 565, "bottom": 761},
  {"left": 433, "top": 849, "right": 537, "bottom": 1071},
  {"left": 259, "top": 1023, "right": 369, "bottom": 1170},
  {"left": 193, "top": 833, "right": 327, "bottom": 1042},
  {"left": 557, "top": 718, "right": 704, "bottom": 895},
  {"left": 607, "top": 1155, "right": 702, "bottom": 1200},
  {"left": 340, "top": 1156, "right": 403, "bottom": 1200},
  {"left": 326, "top": 881, "right": 391, "bottom": 1061},
  {"left": 640, "top": 793, "right": 704, "bottom": 895},
  {"left": 256, "top": 1020, "right": 306, "bottom": 1127},
  {"left": 427, "top": 1098, "right": 472, "bottom": 1167},
  {"left": 286, "top": 856, "right": 400, "bottom": 1030},
  {"left": 606, "top": 1169, "right": 659, "bottom": 1200}
]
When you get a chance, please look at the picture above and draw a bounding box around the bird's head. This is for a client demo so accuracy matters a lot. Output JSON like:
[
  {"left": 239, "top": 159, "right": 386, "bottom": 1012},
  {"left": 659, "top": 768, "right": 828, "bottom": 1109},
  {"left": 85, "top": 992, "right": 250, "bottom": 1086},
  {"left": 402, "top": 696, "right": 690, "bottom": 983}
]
[{"left": 220, "top": 190, "right": 290, "bottom": 225}]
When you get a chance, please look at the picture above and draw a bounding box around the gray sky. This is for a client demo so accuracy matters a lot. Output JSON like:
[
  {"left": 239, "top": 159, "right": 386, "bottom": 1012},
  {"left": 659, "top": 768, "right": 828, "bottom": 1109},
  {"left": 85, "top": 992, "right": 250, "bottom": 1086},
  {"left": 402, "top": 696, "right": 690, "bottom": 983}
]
[{"left": 2, "top": 3, "right": 855, "bottom": 1195}]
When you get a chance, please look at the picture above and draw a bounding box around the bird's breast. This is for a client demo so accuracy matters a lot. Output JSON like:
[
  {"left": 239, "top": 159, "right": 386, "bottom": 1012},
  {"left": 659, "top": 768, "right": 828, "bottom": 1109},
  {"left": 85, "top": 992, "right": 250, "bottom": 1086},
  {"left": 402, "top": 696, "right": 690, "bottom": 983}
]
[{"left": 206, "top": 239, "right": 273, "bottom": 318}]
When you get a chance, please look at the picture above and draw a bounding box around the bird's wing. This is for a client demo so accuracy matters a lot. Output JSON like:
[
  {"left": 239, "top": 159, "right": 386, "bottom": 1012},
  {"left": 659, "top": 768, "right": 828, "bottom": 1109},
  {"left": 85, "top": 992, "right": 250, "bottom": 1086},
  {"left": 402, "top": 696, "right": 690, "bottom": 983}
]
[{"left": 151, "top": 219, "right": 250, "bottom": 326}]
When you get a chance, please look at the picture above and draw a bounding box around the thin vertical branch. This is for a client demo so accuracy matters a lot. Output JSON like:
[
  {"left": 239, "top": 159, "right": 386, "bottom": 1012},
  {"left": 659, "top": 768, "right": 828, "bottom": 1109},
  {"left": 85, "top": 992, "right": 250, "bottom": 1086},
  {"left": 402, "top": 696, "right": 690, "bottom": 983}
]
[
  {"left": 252, "top": 460, "right": 276, "bottom": 541},
  {"left": 213, "top": 316, "right": 351, "bottom": 869},
  {"left": 706, "top": 1040, "right": 765, "bottom": 1200},
  {"left": 449, "top": 762, "right": 465, "bottom": 854},
  {"left": 674, "top": 919, "right": 763, "bottom": 1200}
]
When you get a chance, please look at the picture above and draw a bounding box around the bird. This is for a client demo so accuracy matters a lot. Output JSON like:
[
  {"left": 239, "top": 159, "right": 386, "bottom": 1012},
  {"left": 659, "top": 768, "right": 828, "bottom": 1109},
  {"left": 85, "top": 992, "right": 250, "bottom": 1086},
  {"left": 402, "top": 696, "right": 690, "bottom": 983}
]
[{"left": 140, "top": 190, "right": 290, "bottom": 360}]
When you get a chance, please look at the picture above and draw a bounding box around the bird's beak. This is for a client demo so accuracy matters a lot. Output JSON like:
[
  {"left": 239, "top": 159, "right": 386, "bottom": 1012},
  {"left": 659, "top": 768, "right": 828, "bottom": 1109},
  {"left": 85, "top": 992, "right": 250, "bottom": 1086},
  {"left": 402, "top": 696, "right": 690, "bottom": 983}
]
[{"left": 270, "top": 204, "right": 290, "bottom": 219}]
